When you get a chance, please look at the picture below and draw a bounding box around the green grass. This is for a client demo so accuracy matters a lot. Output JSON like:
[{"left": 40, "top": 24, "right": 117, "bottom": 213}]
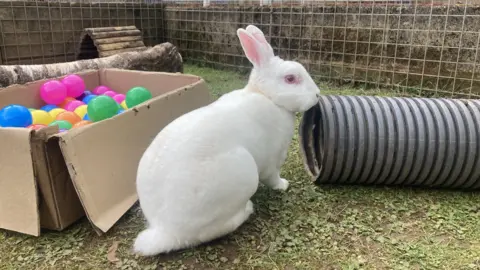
[{"left": 1, "top": 64, "right": 480, "bottom": 270}]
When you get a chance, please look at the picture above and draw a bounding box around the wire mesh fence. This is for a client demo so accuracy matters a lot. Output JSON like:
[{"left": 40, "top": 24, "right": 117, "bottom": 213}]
[{"left": 0, "top": 0, "right": 479, "bottom": 98}]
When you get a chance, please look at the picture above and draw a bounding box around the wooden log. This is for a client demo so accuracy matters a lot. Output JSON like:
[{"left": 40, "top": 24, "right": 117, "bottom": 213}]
[{"left": 0, "top": 42, "right": 183, "bottom": 88}]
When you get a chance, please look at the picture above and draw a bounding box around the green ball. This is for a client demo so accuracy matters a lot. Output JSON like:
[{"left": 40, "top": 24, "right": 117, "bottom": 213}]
[
  {"left": 125, "top": 86, "right": 152, "bottom": 108},
  {"left": 48, "top": 120, "right": 73, "bottom": 130},
  {"left": 87, "top": 95, "right": 119, "bottom": 122}
]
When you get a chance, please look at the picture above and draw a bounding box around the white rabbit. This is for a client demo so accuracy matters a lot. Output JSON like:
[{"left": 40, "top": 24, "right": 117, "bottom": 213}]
[{"left": 133, "top": 24, "right": 321, "bottom": 256}]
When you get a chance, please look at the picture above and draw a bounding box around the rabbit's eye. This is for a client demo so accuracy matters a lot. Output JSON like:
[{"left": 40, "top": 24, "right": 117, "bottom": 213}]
[{"left": 284, "top": 74, "right": 296, "bottom": 84}]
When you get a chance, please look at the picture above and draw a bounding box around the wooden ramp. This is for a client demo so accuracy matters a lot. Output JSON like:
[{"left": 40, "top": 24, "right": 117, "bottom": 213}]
[{"left": 76, "top": 26, "right": 147, "bottom": 60}]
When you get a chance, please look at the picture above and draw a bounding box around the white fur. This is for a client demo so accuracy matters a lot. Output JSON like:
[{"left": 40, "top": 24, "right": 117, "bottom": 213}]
[{"left": 133, "top": 25, "right": 320, "bottom": 256}]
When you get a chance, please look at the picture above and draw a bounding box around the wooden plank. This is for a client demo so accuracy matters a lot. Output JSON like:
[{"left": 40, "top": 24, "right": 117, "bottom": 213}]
[
  {"left": 100, "top": 47, "right": 148, "bottom": 57},
  {"left": 94, "top": 36, "right": 143, "bottom": 45},
  {"left": 97, "top": 41, "right": 146, "bottom": 52},
  {"left": 85, "top": 26, "right": 138, "bottom": 33},
  {"left": 90, "top": 30, "right": 142, "bottom": 39}
]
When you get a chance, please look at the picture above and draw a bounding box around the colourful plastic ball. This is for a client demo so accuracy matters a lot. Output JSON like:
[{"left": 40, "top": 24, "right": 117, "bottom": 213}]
[
  {"left": 49, "top": 108, "right": 66, "bottom": 119},
  {"left": 28, "top": 124, "right": 47, "bottom": 130},
  {"left": 49, "top": 120, "right": 73, "bottom": 130},
  {"left": 117, "top": 109, "right": 125, "bottom": 114},
  {"left": 82, "top": 94, "right": 97, "bottom": 104},
  {"left": 72, "top": 120, "right": 92, "bottom": 129},
  {"left": 125, "top": 86, "right": 152, "bottom": 108},
  {"left": 61, "top": 74, "right": 86, "bottom": 98},
  {"left": 77, "top": 90, "right": 92, "bottom": 101},
  {"left": 65, "top": 100, "right": 85, "bottom": 112},
  {"left": 74, "top": 104, "right": 88, "bottom": 119},
  {"left": 120, "top": 100, "right": 128, "bottom": 110},
  {"left": 0, "top": 104, "right": 33, "bottom": 128},
  {"left": 31, "top": 110, "right": 54, "bottom": 125},
  {"left": 93, "top": 85, "right": 111, "bottom": 95},
  {"left": 83, "top": 114, "right": 90, "bottom": 121},
  {"left": 40, "top": 80, "right": 67, "bottom": 105},
  {"left": 59, "top": 97, "right": 76, "bottom": 108},
  {"left": 87, "top": 95, "right": 119, "bottom": 122},
  {"left": 103, "top": 90, "right": 117, "bottom": 98},
  {"left": 55, "top": 111, "right": 81, "bottom": 125},
  {"left": 113, "top": 94, "right": 126, "bottom": 104},
  {"left": 40, "top": 104, "right": 57, "bottom": 112}
]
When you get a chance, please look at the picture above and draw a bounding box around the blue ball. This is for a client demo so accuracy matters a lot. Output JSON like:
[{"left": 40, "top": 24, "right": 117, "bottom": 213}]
[
  {"left": 0, "top": 104, "right": 33, "bottom": 127},
  {"left": 83, "top": 113, "right": 90, "bottom": 121},
  {"left": 84, "top": 90, "right": 92, "bottom": 96},
  {"left": 82, "top": 94, "right": 97, "bottom": 104},
  {"left": 40, "top": 104, "right": 58, "bottom": 112},
  {"left": 117, "top": 109, "right": 124, "bottom": 114}
]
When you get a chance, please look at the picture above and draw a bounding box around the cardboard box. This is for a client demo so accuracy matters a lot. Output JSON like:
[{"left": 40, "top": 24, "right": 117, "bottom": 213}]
[{"left": 0, "top": 68, "right": 212, "bottom": 236}]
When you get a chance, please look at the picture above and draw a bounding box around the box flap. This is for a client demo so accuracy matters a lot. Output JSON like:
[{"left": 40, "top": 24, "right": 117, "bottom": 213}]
[
  {"left": 56, "top": 75, "right": 212, "bottom": 234},
  {"left": 0, "top": 128, "right": 39, "bottom": 236}
]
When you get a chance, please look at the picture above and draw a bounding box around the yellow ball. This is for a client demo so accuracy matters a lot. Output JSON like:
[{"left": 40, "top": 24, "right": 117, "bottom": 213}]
[
  {"left": 120, "top": 100, "right": 128, "bottom": 110},
  {"left": 74, "top": 104, "right": 88, "bottom": 119},
  {"left": 31, "top": 110, "right": 54, "bottom": 125},
  {"left": 49, "top": 108, "right": 66, "bottom": 119}
]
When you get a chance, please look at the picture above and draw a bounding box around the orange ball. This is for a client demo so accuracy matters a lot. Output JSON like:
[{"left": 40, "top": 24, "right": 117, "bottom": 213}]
[
  {"left": 72, "top": 120, "right": 92, "bottom": 129},
  {"left": 55, "top": 111, "right": 81, "bottom": 125},
  {"left": 59, "top": 97, "right": 75, "bottom": 108}
]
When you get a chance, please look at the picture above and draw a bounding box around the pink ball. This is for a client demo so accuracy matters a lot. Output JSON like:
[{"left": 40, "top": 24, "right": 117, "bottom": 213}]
[
  {"left": 93, "top": 85, "right": 111, "bottom": 95},
  {"left": 113, "top": 94, "right": 126, "bottom": 103},
  {"left": 40, "top": 80, "right": 67, "bottom": 105},
  {"left": 103, "top": 90, "right": 117, "bottom": 98},
  {"left": 65, "top": 100, "right": 85, "bottom": 111},
  {"left": 61, "top": 74, "right": 85, "bottom": 98}
]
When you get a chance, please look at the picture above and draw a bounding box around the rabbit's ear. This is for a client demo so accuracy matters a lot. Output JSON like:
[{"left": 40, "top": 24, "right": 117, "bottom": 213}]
[
  {"left": 237, "top": 28, "right": 270, "bottom": 68},
  {"left": 245, "top": 25, "right": 274, "bottom": 57}
]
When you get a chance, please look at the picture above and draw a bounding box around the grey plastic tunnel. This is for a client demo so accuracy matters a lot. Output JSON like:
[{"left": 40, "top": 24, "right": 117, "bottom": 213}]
[{"left": 299, "top": 95, "right": 480, "bottom": 190}]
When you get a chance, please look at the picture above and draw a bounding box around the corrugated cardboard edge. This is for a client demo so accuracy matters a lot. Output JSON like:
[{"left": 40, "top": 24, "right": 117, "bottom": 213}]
[
  {"left": 43, "top": 134, "right": 85, "bottom": 231},
  {"left": 0, "top": 128, "right": 40, "bottom": 236},
  {"left": 53, "top": 71, "right": 213, "bottom": 235},
  {"left": 31, "top": 126, "right": 62, "bottom": 230}
]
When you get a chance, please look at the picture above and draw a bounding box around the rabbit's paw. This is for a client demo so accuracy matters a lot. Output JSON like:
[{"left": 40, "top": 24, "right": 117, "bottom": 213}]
[{"left": 272, "top": 178, "right": 289, "bottom": 191}]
